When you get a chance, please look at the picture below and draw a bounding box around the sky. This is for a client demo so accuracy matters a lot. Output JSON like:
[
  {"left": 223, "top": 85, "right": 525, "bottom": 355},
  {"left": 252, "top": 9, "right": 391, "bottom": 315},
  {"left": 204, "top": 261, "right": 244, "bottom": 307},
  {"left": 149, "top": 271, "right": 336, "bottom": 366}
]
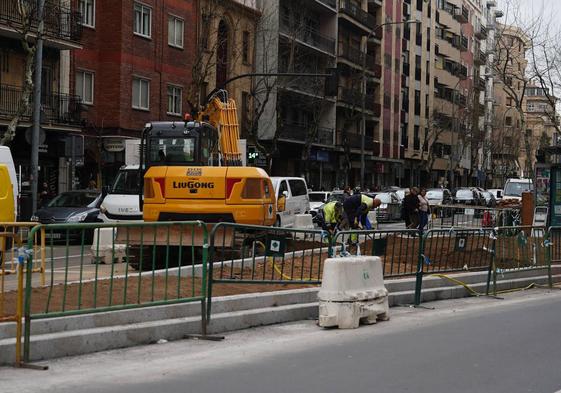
[{"left": 498, "top": 0, "right": 561, "bottom": 26}]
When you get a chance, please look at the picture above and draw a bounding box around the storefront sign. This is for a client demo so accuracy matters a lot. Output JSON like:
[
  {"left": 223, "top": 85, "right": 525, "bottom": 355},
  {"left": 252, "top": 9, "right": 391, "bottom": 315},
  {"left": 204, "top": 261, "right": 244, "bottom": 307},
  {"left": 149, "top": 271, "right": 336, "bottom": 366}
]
[{"left": 104, "top": 138, "right": 125, "bottom": 152}]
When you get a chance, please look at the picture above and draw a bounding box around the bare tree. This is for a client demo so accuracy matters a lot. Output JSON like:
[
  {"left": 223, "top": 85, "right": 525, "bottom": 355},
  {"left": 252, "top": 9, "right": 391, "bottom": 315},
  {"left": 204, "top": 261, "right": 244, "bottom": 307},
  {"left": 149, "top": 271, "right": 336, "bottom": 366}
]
[{"left": 0, "top": 0, "right": 41, "bottom": 146}]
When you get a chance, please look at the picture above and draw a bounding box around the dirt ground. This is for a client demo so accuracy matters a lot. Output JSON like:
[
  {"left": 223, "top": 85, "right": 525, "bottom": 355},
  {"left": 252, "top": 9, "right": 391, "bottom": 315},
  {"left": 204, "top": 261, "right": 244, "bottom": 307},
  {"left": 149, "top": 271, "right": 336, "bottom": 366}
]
[{"left": 1, "top": 232, "right": 544, "bottom": 319}]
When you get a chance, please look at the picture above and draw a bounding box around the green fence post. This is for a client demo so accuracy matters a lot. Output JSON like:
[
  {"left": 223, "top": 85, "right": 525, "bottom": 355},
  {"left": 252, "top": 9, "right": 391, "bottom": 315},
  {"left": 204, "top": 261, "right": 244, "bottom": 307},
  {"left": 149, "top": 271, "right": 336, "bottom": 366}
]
[
  {"left": 413, "top": 231, "right": 426, "bottom": 306},
  {"left": 546, "top": 228, "right": 553, "bottom": 289}
]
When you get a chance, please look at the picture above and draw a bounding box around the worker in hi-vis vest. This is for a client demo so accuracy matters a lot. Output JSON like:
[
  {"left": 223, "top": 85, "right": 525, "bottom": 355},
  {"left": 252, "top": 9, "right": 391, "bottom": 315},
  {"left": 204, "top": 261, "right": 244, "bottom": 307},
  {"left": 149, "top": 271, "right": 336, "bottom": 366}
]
[
  {"left": 316, "top": 201, "right": 344, "bottom": 233},
  {"left": 342, "top": 193, "right": 382, "bottom": 230}
]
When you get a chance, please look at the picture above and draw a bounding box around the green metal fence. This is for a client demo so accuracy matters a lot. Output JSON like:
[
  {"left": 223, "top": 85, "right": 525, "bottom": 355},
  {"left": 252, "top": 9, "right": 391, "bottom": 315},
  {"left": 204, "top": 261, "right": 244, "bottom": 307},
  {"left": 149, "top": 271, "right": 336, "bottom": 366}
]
[
  {"left": 207, "top": 222, "right": 330, "bottom": 320},
  {"left": 489, "top": 226, "right": 551, "bottom": 295},
  {"left": 414, "top": 228, "right": 495, "bottom": 305},
  {"left": 23, "top": 220, "right": 208, "bottom": 363},
  {"left": 430, "top": 205, "right": 521, "bottom": 229},
  {"left": 331, "top": 229, "right": 420, "bottom": 278}
]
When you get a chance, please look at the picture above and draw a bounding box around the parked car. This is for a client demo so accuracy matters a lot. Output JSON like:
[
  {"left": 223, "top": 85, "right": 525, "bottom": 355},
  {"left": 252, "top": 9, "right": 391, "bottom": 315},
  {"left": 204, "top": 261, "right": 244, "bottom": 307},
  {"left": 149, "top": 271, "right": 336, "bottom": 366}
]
[
  {"left": 270, "top": 177, "right": 310, "bottom": 228},
  {"left": 472, "top": 188, "right": 487, "bottom": 206},
  {"left": 481, "top": 191, "right": 497, "bottom": 207},
  {"left": 426, "top": 188, "right": 453, "bottom": 206},
  {"left": 328, "top": 190, "right": 347, "bottom": 203},
  {"left": 31, "top": 190, "right": 103, "bottom": 243},
  {"left": 503, "top": 178, "right": 533, "bottom": 201},
  {"left": 382, "top": 187, "right": 408, "bottom": 201},
  {"left": 308, "top": 191, "right": 331, "bottom": 212},
  {"left": 488, "top": 188, "right": 503, "bottom": 201},
  {"left": 369, "top": 192, "right": 401, "bottom": 222},
  {"left": 452, "top": 188, "right": 480, "bottom": 205}
]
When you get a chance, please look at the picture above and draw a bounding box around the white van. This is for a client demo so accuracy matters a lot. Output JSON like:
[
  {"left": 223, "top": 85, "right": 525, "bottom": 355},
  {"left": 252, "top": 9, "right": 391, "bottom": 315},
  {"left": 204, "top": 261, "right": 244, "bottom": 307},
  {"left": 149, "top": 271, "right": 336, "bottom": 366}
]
[
  {"left": 270, "top": 177, "right": 310, "bottom": 228},
  {"left": 503, "top": 178, "right": 533, "bottom": 201},
  {"left": 99, "top": 165, "right": 142, "bottom": 222},
  {"left": 0, "top": 146, "right": 18, "bottom": 217}
]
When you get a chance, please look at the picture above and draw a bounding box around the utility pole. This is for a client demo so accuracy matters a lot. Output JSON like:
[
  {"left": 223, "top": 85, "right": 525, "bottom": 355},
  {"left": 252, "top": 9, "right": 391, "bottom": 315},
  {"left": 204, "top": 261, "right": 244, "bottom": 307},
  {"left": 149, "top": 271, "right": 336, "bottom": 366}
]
[{"left": 31, "top": 0, "right": 45, "bottom": 212}]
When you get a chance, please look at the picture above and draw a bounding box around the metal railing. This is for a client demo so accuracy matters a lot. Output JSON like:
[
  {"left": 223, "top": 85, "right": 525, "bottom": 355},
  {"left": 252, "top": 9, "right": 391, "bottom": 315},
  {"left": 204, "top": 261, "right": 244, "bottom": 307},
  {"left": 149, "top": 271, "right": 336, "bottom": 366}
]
[
  {"left": 430, "top": 205, "right": 521, "bottom": 229},
  {"left": 0, "top": 84, "right": 83, "bottom": 126},
  {"left": 414, "top": 228, "right": 495, "bottom": 305},
  {"left": 332, "top": 229, "right": 421, "bottom": 278},
  {"left": 278, "top": 122, "right": 335, "bottom": 146},
  {"left": 0, "top": 0, "right": 82, "bottom": 43},
  {"left": 339, "top": 0, "right": 376, "bottom": 30},
  {"left": 489, "top": 226, "right": 551, "bottom": 295},
  {"left": 22, "top": 221, "right": 209, "bottom": 363},
  {"left": 279, "top": 13, "right": 335, "bottom": 54}
]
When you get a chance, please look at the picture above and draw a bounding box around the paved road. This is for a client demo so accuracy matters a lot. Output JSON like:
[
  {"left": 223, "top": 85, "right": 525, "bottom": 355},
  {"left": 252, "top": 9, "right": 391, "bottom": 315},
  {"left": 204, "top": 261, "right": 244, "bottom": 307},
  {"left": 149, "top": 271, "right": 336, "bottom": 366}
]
[{"left": 1, "top": 289, "right": 561, "bottom": 393}]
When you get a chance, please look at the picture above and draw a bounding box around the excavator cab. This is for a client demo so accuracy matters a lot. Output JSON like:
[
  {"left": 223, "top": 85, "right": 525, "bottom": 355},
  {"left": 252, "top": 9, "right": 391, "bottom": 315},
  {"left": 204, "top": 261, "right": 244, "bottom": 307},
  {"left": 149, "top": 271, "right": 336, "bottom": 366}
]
[{"left": 143, "top": 121, "right": 218, "bottom": 168}]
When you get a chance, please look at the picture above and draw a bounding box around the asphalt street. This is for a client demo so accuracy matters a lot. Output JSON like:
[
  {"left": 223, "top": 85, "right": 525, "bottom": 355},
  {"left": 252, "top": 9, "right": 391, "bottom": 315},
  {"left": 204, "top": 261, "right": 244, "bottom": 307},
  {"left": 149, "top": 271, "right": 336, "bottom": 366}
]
[{"left": 1, "top": 289, "right": 561, "bottom": 393}]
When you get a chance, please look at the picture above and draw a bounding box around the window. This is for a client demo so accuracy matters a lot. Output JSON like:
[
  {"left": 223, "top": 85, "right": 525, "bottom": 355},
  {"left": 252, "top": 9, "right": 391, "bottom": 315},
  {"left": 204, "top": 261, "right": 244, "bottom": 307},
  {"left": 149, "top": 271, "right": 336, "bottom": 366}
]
[
  {"left": 79, "top": 0, "right": 95, "bottom": 28},
  {"left": 134, "top": 3, "right": 151, "bottom": 38},
  {"left": 242, "top": 31, "right": 250, "bottom": 64},
  {"left": 506, "top": 97, "right": 513, "bottom": 107},
  {"left": 168, "top": 15, "right": 184, "bottom": 48},
  {"left": 505, "top": 116, "right": 512, "bottom": 126},
  {"left": 76, "top": 70, "right": 94, "bottom": 105},
  {"left": 288, "top": 179, "right": 307, "bottom": 196},
  {"left": 167, "top": 85, "right": 182, "bottom": 115},
  {"left": 132, "top": 77, "right": 150, "bottom": 110},
  {"left": 278, "top": 181, "right": 288, "bottom": 198}
]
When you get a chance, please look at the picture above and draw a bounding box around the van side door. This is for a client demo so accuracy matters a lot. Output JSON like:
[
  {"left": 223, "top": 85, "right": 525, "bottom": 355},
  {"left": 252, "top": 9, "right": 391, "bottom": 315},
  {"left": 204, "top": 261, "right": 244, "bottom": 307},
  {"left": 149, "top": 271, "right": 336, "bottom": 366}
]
[{"left": 288, "top": 179, "right": 309, "bottom": 215}]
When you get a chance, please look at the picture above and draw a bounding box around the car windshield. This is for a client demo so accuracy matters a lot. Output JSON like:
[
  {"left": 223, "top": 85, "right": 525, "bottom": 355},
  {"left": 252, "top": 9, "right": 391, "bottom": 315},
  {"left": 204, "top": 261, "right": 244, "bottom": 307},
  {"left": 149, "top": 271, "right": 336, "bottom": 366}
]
[
  {"left": 426, "top": 190, "right": 442, "bottom": 199},
  {"left": 48, "top": 192, "right": 98, "bottom": 208},
  {"left": 309, "top": 193, "right": 327, "bottom": 202},
  {"left": 504, "top": 182, "right": 533, "bottom": 197},
  {"left": 149, "top": 137, "right": 196, "bottom": 164},
  {"left": 111, "top": 170, "right": 139, "bottom": 195}
]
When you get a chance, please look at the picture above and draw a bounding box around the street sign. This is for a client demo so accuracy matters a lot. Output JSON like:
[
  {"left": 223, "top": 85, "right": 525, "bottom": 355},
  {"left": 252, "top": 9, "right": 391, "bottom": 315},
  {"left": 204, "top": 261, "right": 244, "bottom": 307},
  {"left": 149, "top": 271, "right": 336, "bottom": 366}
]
[{"left": 266, "top": 235, "right": 286, "bottom": 257}]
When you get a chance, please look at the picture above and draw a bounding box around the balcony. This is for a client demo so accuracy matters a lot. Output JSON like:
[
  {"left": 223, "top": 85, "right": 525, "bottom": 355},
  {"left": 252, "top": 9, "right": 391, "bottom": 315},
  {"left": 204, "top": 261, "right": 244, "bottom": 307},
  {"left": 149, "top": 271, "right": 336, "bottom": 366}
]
[
  {"left": 338, "top": 42, "right": 375, "bottom": 69},
  {"left": 280, "top": 14, "right": 336, "bottom": 55},
  {"left": 339, "top": 0, "right": 376, "bottom": 31},
  {"left": 279, "top": 122, "right": 335, "bottom": 146},
  {"left": 453, "top": 6, "right": 469, "bottom": 23},
  {"left": 278, "top": 74, "right": 326, "bottom": 98},
  {"left": 476, "top": 77, "right": 486, "bottom": 91},
  {"left": 373, "top": 63, "right": 382, "bottom": 79},
  {"left": 316, "top": 0, "right": 337, "bottom": 9},
  {"left": 0, "top": 0, "right": 82, "bottom": 48},
  {"left": 338, "top": 87, "right": 375, "bottom": 108},
  {"left": 0, "top": 84, "right": 83, "bottom": 126},
  {"left": 459, "top": 35, "right": 468, "bottom": 51},
  {"left": 373, "top": 103, "right": 381, "bottom": 117},
  {"left": 341, "top": 132, "right": 362, "bottom": 149},
  {"left": 475, "top": 25, "right": 488, "bottom": 39},
  {"left": 368, "top": 0, "right": 383, "bottom": 8}
]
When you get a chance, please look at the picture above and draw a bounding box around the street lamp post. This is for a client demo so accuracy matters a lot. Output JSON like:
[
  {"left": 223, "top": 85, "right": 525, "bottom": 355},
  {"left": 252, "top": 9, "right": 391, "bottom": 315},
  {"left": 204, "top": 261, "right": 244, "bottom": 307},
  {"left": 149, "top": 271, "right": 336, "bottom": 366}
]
[{"left": 360, "top": 19, "right": 416, "bottom": 190}]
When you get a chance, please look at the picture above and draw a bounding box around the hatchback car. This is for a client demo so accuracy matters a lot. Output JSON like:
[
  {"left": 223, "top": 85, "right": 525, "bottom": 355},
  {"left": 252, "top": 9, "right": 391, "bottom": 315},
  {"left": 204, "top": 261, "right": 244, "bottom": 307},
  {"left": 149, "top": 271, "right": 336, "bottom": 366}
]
[
  {"left": 452, "top": 188, "right": 480, "bottom": 205},
  {"left": 31, "top": 190, "right": 103, "bottom": 243},
  {"left": 426, "top": 188, "right": 452, "bottom": 206},
  {"left": 308, "top": 191, "right": 331, "bottom": 212}
]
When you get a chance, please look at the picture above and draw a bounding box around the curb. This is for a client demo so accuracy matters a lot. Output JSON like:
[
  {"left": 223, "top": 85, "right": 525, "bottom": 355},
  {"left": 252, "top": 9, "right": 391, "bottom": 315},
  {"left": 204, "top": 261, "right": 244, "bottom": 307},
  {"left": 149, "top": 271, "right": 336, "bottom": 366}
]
[{"left": 0, "top": 267, "right": 559, "bottom": 365}]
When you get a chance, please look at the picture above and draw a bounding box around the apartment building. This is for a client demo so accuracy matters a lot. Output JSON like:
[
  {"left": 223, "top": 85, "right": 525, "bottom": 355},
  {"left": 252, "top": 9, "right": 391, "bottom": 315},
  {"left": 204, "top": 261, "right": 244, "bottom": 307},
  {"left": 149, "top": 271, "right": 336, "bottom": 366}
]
[
  {"left": 401, "top": 0, "right": 497, "bottom": 188},
  {"left": 522, "top": 84, "right": 558, "bottom": 176},
  {"left": 491, "top": 23, "right": 528, "bottom": 186},
  {"left": 73, "top": 0, "right": 199, "bottom": 186},
  {"left": 256, "top": 0, "right": 338, "bottom": 189},
  {"left": 0, "top": 0, "right": 83, "bottom": 218},
  {"left": 74, "top": 0, "right": 258, "bottom": 186}
]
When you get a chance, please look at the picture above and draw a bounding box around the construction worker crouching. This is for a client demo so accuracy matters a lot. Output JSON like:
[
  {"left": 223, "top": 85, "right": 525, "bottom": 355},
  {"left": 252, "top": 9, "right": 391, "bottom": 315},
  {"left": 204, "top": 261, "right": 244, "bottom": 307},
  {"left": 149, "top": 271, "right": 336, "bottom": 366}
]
[{"left": 316, "top": 201, "right": 344, "bottom": 234}]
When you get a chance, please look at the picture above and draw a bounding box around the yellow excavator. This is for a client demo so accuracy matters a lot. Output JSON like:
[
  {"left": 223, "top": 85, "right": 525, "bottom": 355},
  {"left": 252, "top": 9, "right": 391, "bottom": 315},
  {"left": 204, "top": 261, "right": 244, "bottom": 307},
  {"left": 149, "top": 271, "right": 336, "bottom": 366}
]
[
  {"left": 122, "top": 90, "right": 282, "bottom": 269},
  {"left": 141, "top": 90, "right": 278, "bottom": 226}
]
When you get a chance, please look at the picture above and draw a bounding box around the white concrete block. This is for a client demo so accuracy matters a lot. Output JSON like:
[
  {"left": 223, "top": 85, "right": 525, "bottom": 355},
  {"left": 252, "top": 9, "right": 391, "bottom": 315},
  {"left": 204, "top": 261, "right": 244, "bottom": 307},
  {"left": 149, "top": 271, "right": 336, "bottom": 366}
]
[
  {"left": 318, "top": 256, "right": 389, "bottom": 329},
  {"left": 294, "top": 214, "right": 314, "bottom": 240},
  {"left": 91, "top": 228, "right": 127, "bottom": 264}
]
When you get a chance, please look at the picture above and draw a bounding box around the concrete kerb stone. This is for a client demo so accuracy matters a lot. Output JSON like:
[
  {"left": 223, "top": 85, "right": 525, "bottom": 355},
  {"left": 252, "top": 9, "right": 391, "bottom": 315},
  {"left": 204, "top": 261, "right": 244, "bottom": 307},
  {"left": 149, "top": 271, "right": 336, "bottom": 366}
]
[{"left": 0, "top": 267, "right": 560, "bottom": 365}]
